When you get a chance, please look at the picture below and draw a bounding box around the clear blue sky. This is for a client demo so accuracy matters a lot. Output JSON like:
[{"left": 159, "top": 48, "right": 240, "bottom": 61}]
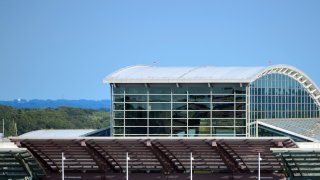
[{"left": 1, "top": 0, "right": 320, "bottom": 100}]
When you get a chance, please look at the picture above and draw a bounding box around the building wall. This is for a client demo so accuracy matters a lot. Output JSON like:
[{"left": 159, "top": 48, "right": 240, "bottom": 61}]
[{"left": 111, "top": 84, "right": 247, "bottom": 137}]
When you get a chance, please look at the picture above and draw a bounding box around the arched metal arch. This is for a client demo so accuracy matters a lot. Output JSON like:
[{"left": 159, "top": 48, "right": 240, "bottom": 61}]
[{"left": 250, "top": 64, "right": 320, "bottom": 108}]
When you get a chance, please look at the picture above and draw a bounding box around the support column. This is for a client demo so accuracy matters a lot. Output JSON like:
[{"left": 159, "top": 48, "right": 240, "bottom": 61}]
[
  {"left": 144, "top": 140, "right": 183, "bottom": 174},
  {"left": 13, "top": 153, "right": 35, "bottom": 179},
  {"left": 81, "top": 140, "right": 122, "bottom": 173},
  {"left": 19, "top": 141, "right": 56, "bottom": 174},
  {"left": 209, "top": 141, "right": 248, "bottom": 173},
  {"left": 279, "top": 153, "right": 294, "bottom": 179}
]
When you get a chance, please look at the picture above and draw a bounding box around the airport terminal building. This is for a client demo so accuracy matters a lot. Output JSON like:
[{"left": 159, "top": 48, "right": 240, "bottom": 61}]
[
  {"left": 3, "top": 64, "right": 320, "bottom": 180},
  {"left": 106, "top": 64, "right": 320, "bottom": 140}
]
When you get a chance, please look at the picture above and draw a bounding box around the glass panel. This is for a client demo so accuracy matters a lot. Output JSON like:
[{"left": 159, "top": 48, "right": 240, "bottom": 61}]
[
  {"left": 172, "top": 87, "right": 187, "bottom": 94},
  {"left": 199, "top": 118, "right": 210, "bottom": 126},
  {"left": 125, "top": 119, "right": 147, "bottom": 126},
  {"left": 173, "top": 119, "right": 187, "bottom": 126},
  {"left": 187, "top": 127, "right": 198, "bottom": 137},
  {"left": 126, "top": 111, "right": 147, "bottom": 118},
  {"left": 125, "top": 103, "right": 147, "bottom": 110},
  {"left": 235, "top": 127, "right": 246, "bottom": 134},
  {"left": 188, "top": 87, "right": 210, "bottom": 94},
  {"left": 173, "top": 103, "right": 187, "bottom": 110},
  {"left": 173, "top": 127, "right": 187, "bottom": 136},
  {"left": 188, "top": 111, "right": 210, "bottom": 118},
  {"left": 212, "top": 111, "right": 234, "bottom": 118},
  {"left": 114, "top": 103, "right": 124, "bottom": 110},
  {"left": 198, "top": 127, "right": 211, "bottom": 136},
  {"left": 235, "top": 103, "right": 246, "bottom": 110},
  {"left": 149, "top": 103, "right": 171, "bottom": 110},
  {"left": 113, "top": 87, "right": 125, "bottom": 94},
  {"left": 236, "top": 95, "right": 246, "bottom": 102},
  {"left": 114, "top": 127, "right": 124, "bottom": 134},
  {"left": 149, "top": 119, "right": 171, "bottom": 126},
  {"left": 189, "top": 95, "right": 210, "bottom": 102},
  {"left": 149, "top": 95, "right": 171, "bottom": 102},
  {"left": 188, "top": 119, "right": 201, "bottom": 126},
  {"left": 213, "top": 87, "right": 234, "bottom": 94},
  {"left": 236, "top": 111, "right": 246, "bottom": 118},
  {"left": 114, "top": 119, "right": 124, "bottom": 126},
  {"left": 125, "top": 95, "right": 147, "bottom": 102},
  {"left": 149, "top": 87, "right": 171, "bottom": 94},
  {"left": 149, "top": 111, "right": 171, "bottom": 118},
  {"left": 114, "top": 95, "right": 124, "bottom": 102},
  {"left": 125, "top": 127, "right": 147, "bottom": 134},
  {"left": 149, "top": 127, "right": 171, "bottom": 134},
  {"left": 213, "top": 127, "right": 234, "bottom": 135},
  {"left": 173, "top": 111, "right": 187, "bottom": 118},
  {"left": 125, "top": 87, "right": 148, "bottom": 94},
  {"left": 212, "top": 95, "right": 234, "bottom": 102},
  {"left": 173, "top": 95, "right": 187, "bottom": 102},
  {"left": 114, "top": 111, "right": 124, "bottom": 118},
  {"left": 235, "top": 119, "right": 246, "bottom": 126},
  {"left": 234, "top": 87, "right": 246, "bottom": 94},
  {"left": 188, "top": 103, "right": 210, "bottom": 110},
  {"left": 212, "top": 103, "right": 234, "bottom": 110},
  {"left": 212, "top": 119, "right": 234, "bottom": 126},
  {"left": 188, "top": 119, "right": 210, "bottom": 127}
]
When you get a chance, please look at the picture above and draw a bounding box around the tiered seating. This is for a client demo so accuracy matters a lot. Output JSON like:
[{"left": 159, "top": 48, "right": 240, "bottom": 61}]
[
  {"left": 154, "top": 139, "right": 228, "bottom": 172},
  {"left": 90, "top": 139, "right": 162, "bottom": 173},
  {"left": 21, "top": 140, "right": 100, "bottom": 173},
  {"left": 219, "top": 139, "right": 288, "bottom": 172},
  {"left": 272, "top": 149, "right": 320, "bottom": 177},
  {"left": 12, "top": 137, "right": 297, "bottom": 176},
  {"left": 0, "top": 148, "right": 45, "bottom": 179}
]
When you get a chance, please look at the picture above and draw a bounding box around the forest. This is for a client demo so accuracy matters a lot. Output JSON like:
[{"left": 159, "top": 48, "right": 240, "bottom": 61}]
[{"left": 0, "top": 105, "right": 110, "bottom": 137}]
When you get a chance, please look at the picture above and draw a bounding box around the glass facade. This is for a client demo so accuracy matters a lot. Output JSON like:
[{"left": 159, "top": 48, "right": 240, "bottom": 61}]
[
  {"left": 112, "top": 84, "right": 247, "bottom": 137},
  {"left": 110, "top": 73, "right": 320, "bottom": 138},
  {"left": 250, "top": 73, "right": 320, "bottom": 136}
]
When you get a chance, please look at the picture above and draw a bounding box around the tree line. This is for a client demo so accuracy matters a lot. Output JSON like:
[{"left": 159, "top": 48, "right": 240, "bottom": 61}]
[{"left": 0, "top": 105, "right": 110, "bottom": 137}]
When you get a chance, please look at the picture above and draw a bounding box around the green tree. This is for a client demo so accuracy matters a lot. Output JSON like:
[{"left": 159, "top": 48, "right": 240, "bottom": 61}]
[{"left": 0, "top": 105, "right": 110, "bottom": 137}]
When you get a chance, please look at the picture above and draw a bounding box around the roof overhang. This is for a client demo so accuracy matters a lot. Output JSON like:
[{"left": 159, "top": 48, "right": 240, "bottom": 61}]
[
  {"left": 103, "top": 65, "right": 265, "bottom": 84},
  {"left": 257, "top": 120, "right": 319, "bottom": 142}
]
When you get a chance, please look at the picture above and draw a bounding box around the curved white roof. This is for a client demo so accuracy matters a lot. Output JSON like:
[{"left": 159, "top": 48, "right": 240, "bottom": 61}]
[
  {"left": 104, "top": 65, "right": 266, "bottom": 83},
  {"left": 104, "top": 64, "right": 320, "bottom": 106}
]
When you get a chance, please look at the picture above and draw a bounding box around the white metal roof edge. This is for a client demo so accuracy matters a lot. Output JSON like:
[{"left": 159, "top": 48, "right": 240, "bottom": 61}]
[
  {"left": 105, "top": 79, "right": 252, "bottom": 84},
  {"left": 257, "top": 121, "right": 319, "bottom": 142},
  {"left": 103, "top": 65, "right": 151, "bottom": 84}
]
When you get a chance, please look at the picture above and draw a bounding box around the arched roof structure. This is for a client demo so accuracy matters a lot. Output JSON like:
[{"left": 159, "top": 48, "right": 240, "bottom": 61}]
[
  {"left": 252, "top": 64, "right": 320, "bottom": 107},
  {"left": 104, "top": 64, "right": 320, "bottom": 106}
]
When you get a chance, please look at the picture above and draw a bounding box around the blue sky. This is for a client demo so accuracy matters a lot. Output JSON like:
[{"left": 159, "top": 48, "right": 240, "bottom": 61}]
[{"left": 1, "top": 0, "right": 320, "bottom": 100}]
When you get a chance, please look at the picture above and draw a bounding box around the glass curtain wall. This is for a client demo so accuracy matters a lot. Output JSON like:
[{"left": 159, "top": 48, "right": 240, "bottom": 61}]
[
  {"left": 250, "top": 73, "right": 320, "bottom": 136},
  {"left": 112, "top": 84, "right": 246, "bottom": 137}
]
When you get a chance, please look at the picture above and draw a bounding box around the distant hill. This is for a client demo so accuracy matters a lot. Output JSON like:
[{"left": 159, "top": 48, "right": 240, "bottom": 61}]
[{"left": 0, "top": 99, "right": 110, "bottom": 110}]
